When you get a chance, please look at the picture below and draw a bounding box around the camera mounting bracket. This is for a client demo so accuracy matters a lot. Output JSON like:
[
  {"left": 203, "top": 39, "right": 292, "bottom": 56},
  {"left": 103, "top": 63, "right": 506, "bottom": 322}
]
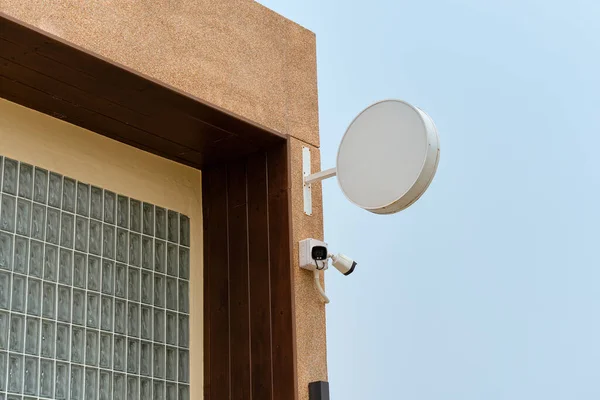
[
  {"left": 299, "top": 238, "right": 328, "bottom": 271},
  {"left": 299, "top": 238, "right": 331, "bottom": 304}
]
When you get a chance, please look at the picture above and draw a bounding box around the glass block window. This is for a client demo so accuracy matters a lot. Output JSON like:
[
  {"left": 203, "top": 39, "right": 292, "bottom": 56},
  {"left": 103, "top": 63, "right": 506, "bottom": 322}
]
[{"left": 0, "top": 155, "right": 191, "bottom": 400}]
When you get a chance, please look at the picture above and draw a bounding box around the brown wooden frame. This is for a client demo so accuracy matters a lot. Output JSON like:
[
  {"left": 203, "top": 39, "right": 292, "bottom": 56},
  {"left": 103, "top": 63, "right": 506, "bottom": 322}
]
[
  {"left": 1, "top": 14, "right": 297, "bottom": 400},
  {"left": 203, "top": 144, "right": 296, "bottom": 399}
]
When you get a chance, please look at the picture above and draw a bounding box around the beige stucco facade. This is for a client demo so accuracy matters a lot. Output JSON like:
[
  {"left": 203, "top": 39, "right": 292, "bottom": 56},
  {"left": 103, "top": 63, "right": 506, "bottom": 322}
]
[{"left": 1, "top": 1, "right": 327, "bottom": 398}]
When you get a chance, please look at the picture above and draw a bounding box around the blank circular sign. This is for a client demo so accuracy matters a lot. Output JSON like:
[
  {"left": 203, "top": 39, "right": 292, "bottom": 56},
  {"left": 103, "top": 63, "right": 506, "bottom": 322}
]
[{"left": 336, "top": 100, "right": 440, "bottom": 215}]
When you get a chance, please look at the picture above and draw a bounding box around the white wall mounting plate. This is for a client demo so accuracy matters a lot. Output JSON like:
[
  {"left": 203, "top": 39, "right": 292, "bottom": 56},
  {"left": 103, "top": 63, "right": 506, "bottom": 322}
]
[
  {"left": 336, "top": 99, "right": 440, "bottom": 215},
  {"left": 299, "top": 238, "right": 328, "bottom": 270}
]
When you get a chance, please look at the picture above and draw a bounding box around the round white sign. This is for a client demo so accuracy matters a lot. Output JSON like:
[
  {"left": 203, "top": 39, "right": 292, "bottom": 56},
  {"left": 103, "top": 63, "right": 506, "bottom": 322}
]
[{"left": 336, "top": 99, "right": 440, "bottom": 215}]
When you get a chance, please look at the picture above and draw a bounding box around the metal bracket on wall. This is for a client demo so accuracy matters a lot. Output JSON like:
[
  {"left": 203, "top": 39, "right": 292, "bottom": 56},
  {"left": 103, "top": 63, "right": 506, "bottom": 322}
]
[
  {"left": 309, "top": 381, "right": 331, "bottom": 400},
  {"left": 303, "top": 146, "right": 337, "bottom": 215}
]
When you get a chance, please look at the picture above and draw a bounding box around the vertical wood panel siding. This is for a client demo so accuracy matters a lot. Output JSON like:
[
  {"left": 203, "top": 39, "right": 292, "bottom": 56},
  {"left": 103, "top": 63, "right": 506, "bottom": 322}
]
[{"left": 203, "top": 143, "right": 296, "bottom": 400}]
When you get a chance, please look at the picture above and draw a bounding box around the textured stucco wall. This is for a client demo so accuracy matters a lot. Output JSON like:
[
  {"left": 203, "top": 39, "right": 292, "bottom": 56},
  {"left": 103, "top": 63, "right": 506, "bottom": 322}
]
[
  {"left": 289, "top": 138, "right": 329, "bottom": 397},
  {"left": 1, "top": 1, "right": 327, "bottom": 398}
]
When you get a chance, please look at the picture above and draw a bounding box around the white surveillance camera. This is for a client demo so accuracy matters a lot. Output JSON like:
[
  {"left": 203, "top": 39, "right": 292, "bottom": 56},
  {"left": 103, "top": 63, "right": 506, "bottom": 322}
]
[
  {"left": 330, "top": 253, "right": 357, "bottom": 276},
  {"left": 299, "top": 239, "right": 358, "bottom": 304}
]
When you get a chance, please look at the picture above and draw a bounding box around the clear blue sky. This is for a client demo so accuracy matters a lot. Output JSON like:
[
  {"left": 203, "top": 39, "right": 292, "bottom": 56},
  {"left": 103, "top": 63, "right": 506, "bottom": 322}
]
[{"left": 259, "top": 1, "right": 600, "bottom": 398}]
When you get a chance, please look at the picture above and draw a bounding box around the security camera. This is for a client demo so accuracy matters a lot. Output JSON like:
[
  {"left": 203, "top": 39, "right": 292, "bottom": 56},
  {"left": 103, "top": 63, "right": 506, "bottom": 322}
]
[
  {"left": 330, "top": 253, "right": 357, "bottom": 276},
  {"left": 299, "top": 238, "right": 358, "bottom": 304}
]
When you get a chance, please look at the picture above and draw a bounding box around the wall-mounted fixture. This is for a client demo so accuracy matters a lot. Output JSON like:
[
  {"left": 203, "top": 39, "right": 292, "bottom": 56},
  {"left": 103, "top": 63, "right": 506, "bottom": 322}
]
[
  {"left": 299, "top": 238, "right": 358, "bottom": 303},
  {"left": 301, "top": 99, "right": 440, "bottom": 303}
]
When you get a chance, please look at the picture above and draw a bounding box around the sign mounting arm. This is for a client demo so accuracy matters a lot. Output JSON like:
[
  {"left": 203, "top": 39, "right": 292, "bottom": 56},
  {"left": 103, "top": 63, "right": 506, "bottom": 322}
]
[
  {"left": 304, "top": 168, "right": 337, "bottom": 185},
  {"left": 303, "top": 147, "right": 337, "bottom": 215}
]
